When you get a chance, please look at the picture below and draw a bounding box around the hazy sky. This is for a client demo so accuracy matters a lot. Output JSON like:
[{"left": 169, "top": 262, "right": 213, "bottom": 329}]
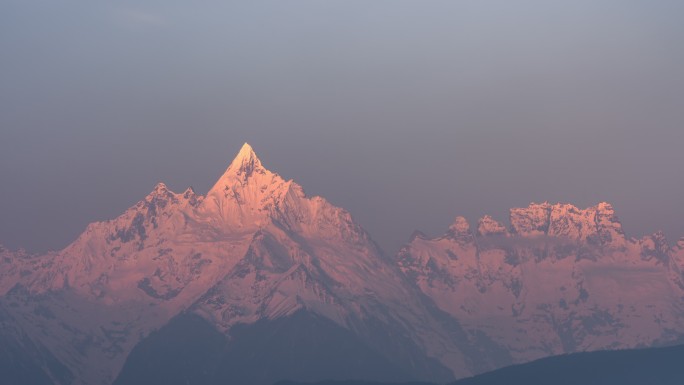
[{"left": 2, "top": 1, "right": 684, "bottom": 254}]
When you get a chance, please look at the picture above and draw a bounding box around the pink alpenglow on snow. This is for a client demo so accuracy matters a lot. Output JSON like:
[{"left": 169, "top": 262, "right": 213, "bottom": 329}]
[{"left": 1, "top": 144, "right": 684, "bottom": 385}]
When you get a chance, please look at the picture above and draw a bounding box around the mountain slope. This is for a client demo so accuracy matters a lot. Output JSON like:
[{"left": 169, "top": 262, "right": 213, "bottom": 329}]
[
  {"left": 452, "top": 343, "right": 684, "bottom": 385},
  {"left": 0, "top": 143, "right": 461, "bottom": 384},
  {"left": 276, "top": 343, "right": 684, "bottom": 385},
  {"left": 114, "top": 311, "right": 413, "bottom": 385},
  {"left": 398, "top": 203, "right": 684, "bottom": 368},
  {"left": 0, "top": 306, "right": 73, "bottom": 385}
]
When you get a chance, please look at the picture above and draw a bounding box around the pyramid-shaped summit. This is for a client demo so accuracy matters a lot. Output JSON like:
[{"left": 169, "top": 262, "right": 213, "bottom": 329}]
[
  {"left": 224, "top": 142, "right": 264, "bottom": 179},
  {"left": 202, "top": 142, "right": 298, "bottom": 227},
  {"left": 0, "top": 142, "right": 465, "bottom": 385},
  {"left": 208, "top": 142, "right": 268, "bottom": 191}
]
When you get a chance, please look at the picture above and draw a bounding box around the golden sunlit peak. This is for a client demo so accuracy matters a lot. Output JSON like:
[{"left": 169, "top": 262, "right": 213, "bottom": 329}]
[
  {"left": 215, "top": 142, "right": 266, "bottom": 181},
  {"left": 237, "top": 142, "right": 256, "bottom": 158},
  {"left": 229, "top": 142, "right": 261, "bottom": 168}
]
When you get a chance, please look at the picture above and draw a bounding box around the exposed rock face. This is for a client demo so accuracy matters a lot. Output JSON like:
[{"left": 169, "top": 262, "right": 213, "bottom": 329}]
[{"left": 398, "top": 202, "right": 684, "bottom": 368}]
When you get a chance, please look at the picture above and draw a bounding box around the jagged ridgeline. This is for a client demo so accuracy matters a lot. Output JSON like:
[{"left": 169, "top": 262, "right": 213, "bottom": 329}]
[
  {"left": 399, "top": 202, "right": 684, "bottom": 370},
  {"left": 1, "top": 143, "right": 683, "bottom": 385}
]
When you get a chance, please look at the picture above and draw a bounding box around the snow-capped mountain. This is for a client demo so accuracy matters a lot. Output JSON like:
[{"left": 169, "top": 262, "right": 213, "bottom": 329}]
[
  {"left": 398, "top": 202, "right": 684, "bottom": 367},
  {"left": 2, "top": 144, "right": 684, "bottom": 385},
  {"left": 0, "top": 144, "right": 461, "bottom": 384}
]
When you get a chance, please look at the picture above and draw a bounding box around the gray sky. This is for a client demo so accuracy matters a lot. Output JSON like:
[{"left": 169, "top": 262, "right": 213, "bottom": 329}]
[{"left": 2, "top": 1, "right": 684, "bottom": 254}]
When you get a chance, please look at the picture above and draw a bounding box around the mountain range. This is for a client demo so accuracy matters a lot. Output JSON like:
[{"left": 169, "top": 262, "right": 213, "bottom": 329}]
[{"left": 1, "top": 143, "right": 683, "bottom": 385}]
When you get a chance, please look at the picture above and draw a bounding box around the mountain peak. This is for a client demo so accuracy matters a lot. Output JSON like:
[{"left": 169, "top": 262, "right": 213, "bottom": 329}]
[
  {"left": 146, "top": 182, "right": 174, "bottom": 199},
  {"left": 477, "top": 215, "right": 508, "bottom": 237},
  {"left": 446, "top": 216, "right": 473, "bottom": 240},
  {"left": 228, "top": 142, "right": 263, "bottom": 178},
  {"left": 153, "top": 182, "right": 168, "bottom": 190},
  {"left": 203, "top": 143, "right": 297, "bottom": 226},
  {"left": 207, "top": 143, "right": 269, "bottom": 197},
  {"left": 235, "top": 142, "right": 258, "bottom": 161}
]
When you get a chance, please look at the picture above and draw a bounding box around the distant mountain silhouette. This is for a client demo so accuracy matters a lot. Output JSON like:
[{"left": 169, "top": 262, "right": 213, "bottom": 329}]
[
  {"left": 451, "top": 343, "right": 684, "bottom": 385},
  {"left": 114, "top": 311, "right": 443, "bottom": 385},
  {"left": 275, "top": 343, "right": 684, "bottom": 385},
  {"left": 274, "top": 380, "right": 436, "bottom": 385}
]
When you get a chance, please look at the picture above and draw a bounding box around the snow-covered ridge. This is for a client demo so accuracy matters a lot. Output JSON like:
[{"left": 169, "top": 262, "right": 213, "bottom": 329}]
[
  {"left": 1, "top": 143, "right": 684, "bottom": 385},
  {"left": 0, "top": 143, "right": 465, "bottom": 384},
  {"left": 507, "top": 201, "right": 626, "bottom": 247},
  {"left": 398, "top": 201, "right": 684, "bottom": 369}
]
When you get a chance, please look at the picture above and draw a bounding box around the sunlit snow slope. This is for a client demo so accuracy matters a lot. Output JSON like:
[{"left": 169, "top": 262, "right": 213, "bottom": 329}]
[{"left": 1, "top": 144, "right": 684, "bottom": 385}]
